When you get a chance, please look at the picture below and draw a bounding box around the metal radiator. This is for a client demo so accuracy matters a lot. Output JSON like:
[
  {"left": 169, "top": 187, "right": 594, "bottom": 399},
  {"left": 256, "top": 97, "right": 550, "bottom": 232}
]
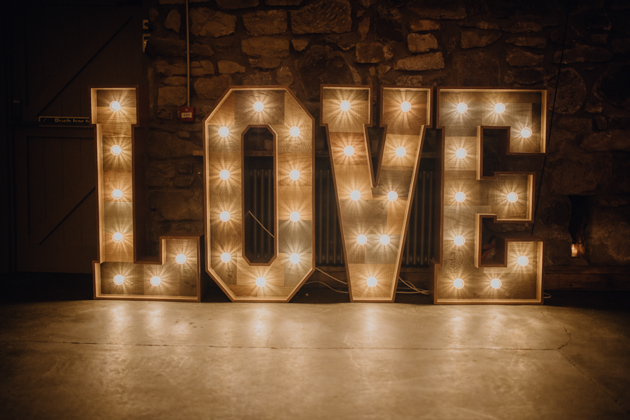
[{"left": 244, "top": 168, "right": 435, "bottom": 267}]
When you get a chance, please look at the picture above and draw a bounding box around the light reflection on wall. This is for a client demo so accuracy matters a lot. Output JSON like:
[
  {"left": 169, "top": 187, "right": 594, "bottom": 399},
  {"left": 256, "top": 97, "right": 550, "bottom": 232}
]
[
  {"left": 434, "top": 89, "right": 546, "bottom": 304},
  {"left": 321, "top": 86, "right": 431, "bottom": 302}
]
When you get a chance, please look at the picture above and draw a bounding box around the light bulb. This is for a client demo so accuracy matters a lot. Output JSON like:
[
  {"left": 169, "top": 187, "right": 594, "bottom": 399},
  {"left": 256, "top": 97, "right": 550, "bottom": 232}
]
[
  {"left": 494, "top": 103, "right": 506, "bottom": 114},
  {"left": 455, "top": 148, "right": 467, "bottom": 159},
  {"left": 110, "top": 101, "right": 121, "bottom": 112},
  {"left": 344, "top": 145, "right": 355, "bottom": 156},
  {"left": 253, "top": 101, "right": 264, "bottom": 112},
  {"left": 456, "top": 103, "right": 468, "bottom": 113},
  {"left": 110, "top": 145, "right": 122, "bottom": 155},
  {"left": 150, "top": 276, "right": 161, "bottom": 286},
  {"left": 455, "top": 192, "right": 466, "bottom": 203},
  {"left": 521, "top": 127, "right": 532, "bottom": 138},
  {"left": 453, "top": 278, "right": 464, "bottom": 289},
  {"left": 387, "top": 191, "right": 398, "bottom": 202},
  {"left": 112, "top": 232, "right": 123, "bottom": 243},
  {"left": 290, "top": 211, "right": 300, "bottom": 222},
  {"left": 400, "top": 101, "right": 412, "bottom": 112},
  {"left": 256, "top": 277, "right": 266, "bottom": 287},
  {"left": 491, "top": 278, "right": 502, "bottom": 289},
  {"left": 380, "top": 235, "right": 390, "bottom": 245},
  {"left": 220, "top": 211, "right": 230, "bottom": 222},
  {"left": 350, "top": 190, "right": 361, "bottom": 201},
  {"left": 356, "top": 234, "right": 367, "bottom": 245},
  {"left": 340, "top": 100, "right": 351, "bottom": 111},
  {"left": 367, "top": 276, "right": 378, "bottom": 287},
  {"left": 289, "top": 170, "right": 300, "bottom": 180},
  {"left": 454, "top": 236, "right": 465, "bottom": 247},
  {"left": 218, "top": 126, "right": 230, "bottom": 138},
  {"left": 113, "top": 275, "right": 125, "bottom": 285},
  {"left": 289, "top": 253, "right": 300, "bottom": 264},
  {"left": 395, "top": 146, "right": 407, "bottom": 157},
  {"left": 221, "top": 252, "right": 231, "bottom": 263},
  {"left": 112, "top": 189, "right": 123, "bottom": 199},
  {"left": 219, "top": 169, "right": 230, "bottom": 180},
  {"left": 517, "top": 256, "right": 529, "bottom": 267},
  {"left": 507, "top": 192, "right": 518, "bottom": 203},
  {"left": 289, "top": 126, "right": 301, "bottom": 138},
  {"left": 175, "top": 254, "right": 186, "bottom": 264}
]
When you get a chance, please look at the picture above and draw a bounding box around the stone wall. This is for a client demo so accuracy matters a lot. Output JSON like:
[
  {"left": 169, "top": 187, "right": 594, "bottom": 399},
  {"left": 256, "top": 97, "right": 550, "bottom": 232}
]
[{"left": 143, "top": 0, "right": 630, "bottom": 268}]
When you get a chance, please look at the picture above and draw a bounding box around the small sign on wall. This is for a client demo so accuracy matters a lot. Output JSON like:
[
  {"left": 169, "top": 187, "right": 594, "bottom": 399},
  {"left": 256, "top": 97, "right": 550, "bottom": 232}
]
[{"left": 39, "top": 116, "right": 90, "bottom": 127}]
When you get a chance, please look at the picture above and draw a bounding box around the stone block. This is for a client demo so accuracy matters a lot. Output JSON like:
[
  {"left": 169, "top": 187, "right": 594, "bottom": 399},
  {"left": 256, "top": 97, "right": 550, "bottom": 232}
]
[
  {"left": 164, "top": 9, "right": 181, "bottom": 33},
  {"left": 276, "top": 66, "right": 294, "bottom": 85},
  {"left": 158, "top": 86, "right": 187, "bottom": 107},
  {"left": 461, "top": 31, "right": 501, "bottom": 49},
  {"left": 291, "top": 0, "right": 352, "bottom": 34},
  {"left": 150, "top": 189, "right": 203, "bottom": 221},
  {"left": 548, "top": 68, "right": 586, "bottom": 115},
  {"left": 394, "top": 52, "right": 444, "bottom": 71},
  {"left": 249, "top": 57, "right": 283, "bottom": 69},
  {"left": 506, "top": 48, "right": 544, "bottom": 67},
  {"left": 243, "top": 10, "right": 287, "bottom": 36},
  {"left": 296, "top": 45, "right": 355, "bottom": 100},
  {"left": 410, "top": 20, "right": 440, "bottom": 31},
  {"left": 408, "top": 33, "right": 439, "bottom": 52},
  {"left": 163, "top": 76, "right": 187, "bottom": 86},
  {"left": 506, "top": 37, "right": 546, "bottom": 48},
  {"left": 218, "top": 60, "right": 246, "bottom": 74},
  {"left": 190, "top": 60, "right": 214, "bottom": 76},
  {"left": 585, "top": 207, "right": 630, "bottom": 265},
  {"left": 355, "top": 42, "right": 394, "bottom": 63},
  {"left": 406, "top": 0, "right": 466, "bottom": 19},
  {"left": 292, "top": 39, "right": 309, "bottom": 51},
  {"left": 502, "top": 22, "right": 542, "bottom": 33},
  {"left": 504, "top": 67, "right": 546, "bottom": 85},
  {"left": 190, "top": 8, "right": 236, "bottom": 37},
  {"left": 581, "top": 130, "right": 630, "bottom": 152},
  {"left": 243, "top": 71, "right": 273, "bottom": 85},
  {"left": 193, "top": 75, "right": 231, "bottom": 100},
  {"left": 241, "top": 37, "right": 290, "bottom": 58},
  {"left": 553, "top": 45, "right": 613, "bottom": 64}
]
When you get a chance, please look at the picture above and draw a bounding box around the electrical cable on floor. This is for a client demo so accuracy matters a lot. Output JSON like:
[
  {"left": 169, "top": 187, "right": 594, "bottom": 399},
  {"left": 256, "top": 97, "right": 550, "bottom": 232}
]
[
  {"left": 397, "top": 277, "right": 430, "bottom": 295},
  {"left": 544, "top": 293, "right": 552, "bottom": 299},
  {"left": 304, "top": 280, "right": 349, "bottom": 293},
  {"left": 314, "top": 267, "right": 348, "bottom": 285}
]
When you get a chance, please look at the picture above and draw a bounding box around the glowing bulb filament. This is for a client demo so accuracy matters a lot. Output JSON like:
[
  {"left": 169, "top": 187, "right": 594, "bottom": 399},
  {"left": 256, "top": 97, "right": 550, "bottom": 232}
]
[
  {"left": 150, "top": 276, "right": 161, "bottom": 286},
  {"left": 290, "top": 211, "right": 301, "bottom": 222},
  {"left": 367, "top": 277, "right": 377, "bottom": 287},
  {"left": 289, "top": 126, "right": 301, "bottom": 138},
  {"left": 387, "top": 191, "right": 398, "bottom": 202},
  {"left": 400, "top": 101, "right": 411, "bottom": 112},
  {"left": 491, "top": 278, "right": 502, "bottom": 289},
  {"left": 456, "top": 103, "right": 468, "bottom": 113},
  {"left": 221, "top": 252, "right": 231, "bottom": 263},
  {"left": 380, "top": 235, "right": 390, "bottom": 245},
  {"left": 110, "top": 101, "right": 121, "bottom": 112},
  {"left": 219, "top": 169, "right": 230, "bottom": 180},
  {"left": 521, "top": 127, "right": 532, "bottom": 138},
  {"left": 220, "top": 211, "right": 230, "bottom": 222},
  {"left": 175, "top": 254, "right": 187, "bottom": 264},
  {"left": 517, "top": 256, "right": 529, "bottom": 267},
  {"left": 253, "top": 101, "right": 264, "bottom": 112},
  {"left": 112, "top": 232, "right": 123, "bottom": 243},
  {"left": 494, "top": 103, "right": 506, "bottom": 114},
  {"left": 256, "top": 277, "right": 266, "bottom": 287},
  {"left": 344, "top": 146, "right": 355, "bottom": 156},
  {"left": 454, "top": 192, "right": 466, "bottom": 203},
  {"left": 289, "top": 170, "right": 300, "bottom": 180},
  {"left": 356, "top": 234, "right": 367, "bottom": 245},
  {"left": 113, "top": 275, "right": 125, "bottom": 285},
  {"left": 453, "top": 278, "right": 464, "bottom": 289},
  {"left": 289, "top": 253, "right": 300, "bottom": 264},
  {"left": 112, "top": 189, "right": 123, "bottom": 199},
  {"left": 454, "top": 236, "right": 465, "bottom": 247},
  {"left": 507, "top": 192, "right": 518, "bottom": 203},
  {"left": 110, "top": 145, "right": 122, "bottom": 155},
  {"left": 350, "top": 190, "right": 361, "bottom": 201},
  {"left": 395, "top": 146, "right": 406, "bottom": 157},
  {"left": 455, "top": 148, "right": 467, "bottom": 159},
  {"left": 340, "top": 100, "right": 351, "bottom": 111}
]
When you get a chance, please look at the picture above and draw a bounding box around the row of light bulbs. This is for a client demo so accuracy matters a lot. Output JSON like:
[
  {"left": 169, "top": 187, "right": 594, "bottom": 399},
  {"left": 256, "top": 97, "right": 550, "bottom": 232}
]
[
  {"left": 455, "top": 102, "right": 532, "bottom": 138},
  {"left": 453, "top": 277, "right": 503, "bottom": 290},
  {"left": 112, "top": 253, "right": 187, "bottom": 286},
  {"left": 453, "top": 191, "right": 518, "bottom": 203}
]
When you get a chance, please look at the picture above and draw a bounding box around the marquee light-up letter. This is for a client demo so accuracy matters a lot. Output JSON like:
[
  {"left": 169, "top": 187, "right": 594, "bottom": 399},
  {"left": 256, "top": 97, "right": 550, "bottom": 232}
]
[
  {"left": 433, "top": 88, "right": 546, "bottom": 304},
  {"left": 91, "top": 88, "right": 203, "bottom": 301},
  {"left": 203, "top": 87, "right": 315, "bottom": 302},
  {"left": 321, "top": 86, "right": 431, "bottom": 302}
]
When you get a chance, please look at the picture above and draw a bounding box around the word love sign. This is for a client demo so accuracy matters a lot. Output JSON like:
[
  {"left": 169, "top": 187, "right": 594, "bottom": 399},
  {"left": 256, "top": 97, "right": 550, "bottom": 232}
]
[{"left": 91, "top": 85, "right": 546, "bottom": 304}]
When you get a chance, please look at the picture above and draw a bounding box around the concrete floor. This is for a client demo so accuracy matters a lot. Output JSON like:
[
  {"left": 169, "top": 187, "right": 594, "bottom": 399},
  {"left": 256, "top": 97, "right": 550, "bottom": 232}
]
[{"left": 1, "top": 289, "right": 629, "bottom": 419}]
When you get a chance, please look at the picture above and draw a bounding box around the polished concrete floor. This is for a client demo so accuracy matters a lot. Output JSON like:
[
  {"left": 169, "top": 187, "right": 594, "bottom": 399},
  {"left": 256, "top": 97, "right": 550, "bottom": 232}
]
[{"left": 1, "top": 281, "right": 629, "bottom": 419}]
